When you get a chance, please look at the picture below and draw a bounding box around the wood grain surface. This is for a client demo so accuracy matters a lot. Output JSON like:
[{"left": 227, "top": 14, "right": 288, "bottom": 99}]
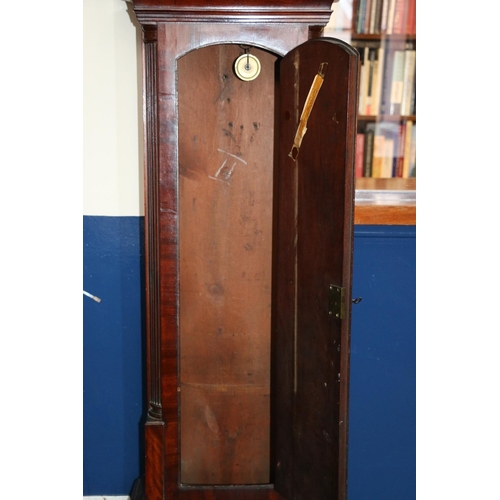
[
  {"left": 273, "top": 37, "right": 358, "bottom": 500},
  {"left": 178, "top": 44, "right": 277, "bottom": 485}
]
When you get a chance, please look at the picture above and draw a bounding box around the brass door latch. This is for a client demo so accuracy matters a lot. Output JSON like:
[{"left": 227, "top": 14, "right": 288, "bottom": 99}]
[
  {"left": 329, "top": 285, "right": 345, "bottom": 319},
  {"left": 329, "top": 285, "right": 362, "bottom": 319}
]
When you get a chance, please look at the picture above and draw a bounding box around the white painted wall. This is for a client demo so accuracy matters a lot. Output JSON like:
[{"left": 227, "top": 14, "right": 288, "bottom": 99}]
[
  {"left": 325, "top": 0, "right": 353, "bottom": 41},
  {"left": 82, "top": 1, "right": 345, "bottom": 217},
  {"left": 83, "top": 0, "right": 144, "bottom": 216}
]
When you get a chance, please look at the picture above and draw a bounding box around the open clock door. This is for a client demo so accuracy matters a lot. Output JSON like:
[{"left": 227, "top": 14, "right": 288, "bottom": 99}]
[{"left": 273, "top": 38, "right": 359, "bottom": 500}]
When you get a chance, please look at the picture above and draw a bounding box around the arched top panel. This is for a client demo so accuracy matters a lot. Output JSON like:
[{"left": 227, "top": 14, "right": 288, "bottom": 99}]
[
  {"left": 177, "top": 40, "right": 281, "bottom": 61},
  {"left": 157, "top": 22, "right": 310, "bottom": 60}
]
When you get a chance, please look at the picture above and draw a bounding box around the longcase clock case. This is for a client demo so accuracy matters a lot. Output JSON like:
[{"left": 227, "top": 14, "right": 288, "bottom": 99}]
[{"left": 130, "top": 1, "right": 359, "bottom": 499}]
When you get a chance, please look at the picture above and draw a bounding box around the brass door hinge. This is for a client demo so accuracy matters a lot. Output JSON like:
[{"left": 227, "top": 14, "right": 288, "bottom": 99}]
[{"left": 328, "top": 285, "right": 345, "bottom": 319}]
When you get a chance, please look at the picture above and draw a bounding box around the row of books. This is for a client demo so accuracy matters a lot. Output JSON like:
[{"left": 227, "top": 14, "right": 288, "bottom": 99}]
[
  {"left": 355, "top": 120, "right": 416, "bottom": 178},
  {"left": 355, "top": 0, "right": 416, "bottom": 35},
  {"left": 357, "top": 45, "right": 415, "bottom": 117}
]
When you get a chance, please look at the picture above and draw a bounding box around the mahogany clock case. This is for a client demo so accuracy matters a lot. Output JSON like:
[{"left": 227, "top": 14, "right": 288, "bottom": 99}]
[{"left": 130, "top": 2, "right": 359, "bottom": 499}]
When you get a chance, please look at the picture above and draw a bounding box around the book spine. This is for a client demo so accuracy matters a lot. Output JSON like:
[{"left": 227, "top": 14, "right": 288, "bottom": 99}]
[
  {"left": 365, "top": 48, "right": 376, "bottom": 115},
  {"left": 358, "top": 47, "right": 370, "bottom": 114},
  {"left": 380, "top": 0, "right": 390, "bottom": 33},
  {"left": 379, "top": 46, "right": 394, "bottom": 115},
  {"left": 401, "top": 50, "right": 416, "bottom": 116},
  {"left": 409, "top": 69, "right": 416, "bottom": 115},
  {"left": 372, "top": 0, "right": 383, "bottom": 33},
  {"left": 402, "top": 120, "right": 413, "bottom": 178},
  {"left": 364, "top": 0, "right": 373, "bottom": 33},
  {"left": 395, "top": 122, "right": 406, "bottom": 177},
  {"left": 369, "top": 0, "right": 378, "bottom": 33},
  {"left": 372, "top": 132, "right": 385, "bottom": 178},
  {"left": 392, "top": 0, "right": 406, "bottom": 35},
  {"left": 406, "top": 0, "right": 416, "bottom": 34},
  {"left": 372, "top": 47, "right": 385, "bottom": 115},
  {"left": 356, "top": 0, "right": 367, "bottom": 33},
  {"left": 386, "top": 0, "right": 396, "bottom": 34},
  {"left": 355, "top": 133, "right": 365, "bottom": 178},
  {"left": 384, "top": 138, "right": 395, "bottom": 178},
  {"left": 363, "top": 125, "right": 375, "bottom": 177},
  {"left": 389, "top": 50, "right": 405, "bottom": 115},
  {"left": 409, "top": 124, "right": 416, "bottom": 177}
]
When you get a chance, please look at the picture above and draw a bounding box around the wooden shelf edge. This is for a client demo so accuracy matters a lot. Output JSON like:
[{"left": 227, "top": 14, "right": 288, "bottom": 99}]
[
  {"left": 358, "top": 114, "right": 416, "bottom": 122},
  {"left": 350, "top": 33, "right": 416, "bottom": 41},
  {"left": 353, "top": 180, "right": 416, "bottom": 225},
  {"left": 354, "top": 204, "right": 415, "bottom": 225}
]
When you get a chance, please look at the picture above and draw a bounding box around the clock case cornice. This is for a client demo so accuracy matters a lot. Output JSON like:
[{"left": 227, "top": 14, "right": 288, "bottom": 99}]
[{"left": 131, "top": 0, "right": 338, "bottom": 25}]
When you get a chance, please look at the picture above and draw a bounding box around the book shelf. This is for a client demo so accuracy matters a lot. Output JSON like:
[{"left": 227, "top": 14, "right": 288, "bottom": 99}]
[{"left": 349, "top": 0, "right": 416, "bottom": 225}]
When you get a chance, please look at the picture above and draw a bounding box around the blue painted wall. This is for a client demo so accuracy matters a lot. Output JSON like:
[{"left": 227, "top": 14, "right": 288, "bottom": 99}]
[
  {"left": 83, "top": 217, "right": 415, "bottom": 499},
  {"left": 83, "top": 216, "right": 146, "bottom": 495},
  {"left": 348, "top": 226, "right": 416, "bottom": 500}
]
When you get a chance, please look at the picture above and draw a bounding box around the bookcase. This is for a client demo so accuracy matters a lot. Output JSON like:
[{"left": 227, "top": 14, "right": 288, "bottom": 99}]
[{"left": 348, "top": 0, "right": 416, "bottom": 224}]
